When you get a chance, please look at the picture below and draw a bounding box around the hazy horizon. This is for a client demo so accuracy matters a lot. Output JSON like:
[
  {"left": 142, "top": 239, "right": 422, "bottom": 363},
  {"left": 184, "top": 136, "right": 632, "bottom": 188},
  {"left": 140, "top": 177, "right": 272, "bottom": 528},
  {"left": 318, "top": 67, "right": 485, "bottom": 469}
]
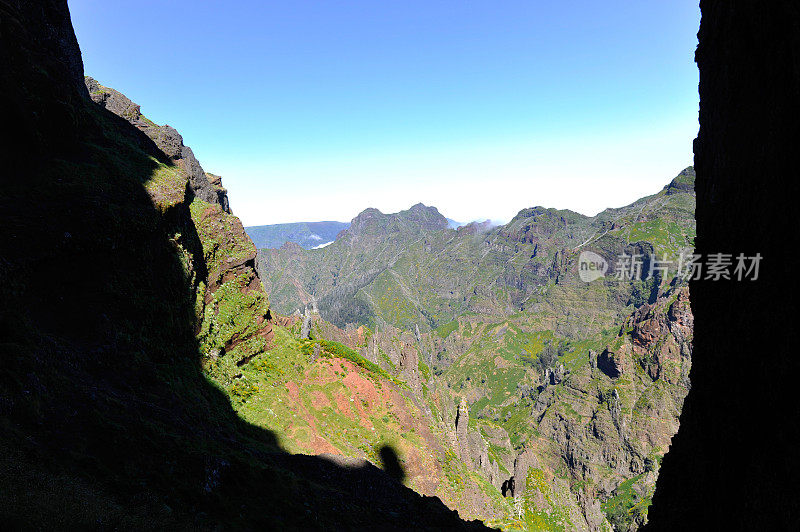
[{"left": 241, "top": 165, "right": 687, "bottom": 229}]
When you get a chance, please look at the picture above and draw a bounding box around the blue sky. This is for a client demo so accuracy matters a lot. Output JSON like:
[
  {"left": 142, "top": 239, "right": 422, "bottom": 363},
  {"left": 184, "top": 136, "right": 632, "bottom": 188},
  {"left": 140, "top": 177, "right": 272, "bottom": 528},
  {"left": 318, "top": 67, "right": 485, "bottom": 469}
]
[{"left": 69, "top": 1, "right": 700, "bottom": 226}]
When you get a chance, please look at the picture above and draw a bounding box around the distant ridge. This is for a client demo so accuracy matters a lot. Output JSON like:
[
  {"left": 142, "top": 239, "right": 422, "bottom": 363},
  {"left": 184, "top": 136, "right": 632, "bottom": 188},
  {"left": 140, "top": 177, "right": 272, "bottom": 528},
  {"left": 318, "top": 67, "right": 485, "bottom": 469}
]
[{"left": 245, "top": 221, "right": 349, "bottom": 249}]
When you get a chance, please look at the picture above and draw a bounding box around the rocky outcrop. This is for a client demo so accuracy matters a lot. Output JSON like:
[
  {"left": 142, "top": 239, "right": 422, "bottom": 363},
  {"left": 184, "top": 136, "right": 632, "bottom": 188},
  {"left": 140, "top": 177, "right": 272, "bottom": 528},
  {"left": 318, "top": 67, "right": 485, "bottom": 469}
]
[
  {"left": 82, "top": 77, "right": 273, "bottom": 360},
  {"left": 598, "top": 287, "right": 692, "bottom": 385},
  {"left": 510, "top": 448, "right": 540, "bottom": 497},
  {"left": 191, "top": 198, "right": 275, "bottom": 357},
  {"left": 452, "top": 398, "right": 505, "bottom": 491},
  {"left": 85, "top": 77, "right": 231, "bottom": 212},
  {"left": 545, "top": 363, "right": 568, "bottom": 385},
  {"left": 662, "top": 167, "right": 695, "bottom": 195},
  {"left": 629, "top": 288, "right": 692, "bottom": 383},
  {"left": 364, "top": 324, "right": 425, "bottom": 395},
  {"left": 206, "top": 173, "right": 230, "bottom": 212},
  {"left": 455, "top": 398, "right": 471, "bottom": 462},
  {"left": 301, "top": 306, "right": 311, "bottom": 339}
]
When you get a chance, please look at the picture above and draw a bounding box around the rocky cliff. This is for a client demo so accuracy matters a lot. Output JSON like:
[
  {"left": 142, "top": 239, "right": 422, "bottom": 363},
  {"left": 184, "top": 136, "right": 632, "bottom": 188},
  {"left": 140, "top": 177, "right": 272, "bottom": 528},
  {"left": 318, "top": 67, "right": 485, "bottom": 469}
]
[
  {"left": 648, "top": 1, "right": 800, "bottom": 529},
  {"left": 82, "top": 76, "right": 274, "bottom": 365},
  {"left": 0, "top": 1, "right": 486, "bottom": 528},
  {"left": 84, "top": 77, "right": 231, "bottom": 212}
]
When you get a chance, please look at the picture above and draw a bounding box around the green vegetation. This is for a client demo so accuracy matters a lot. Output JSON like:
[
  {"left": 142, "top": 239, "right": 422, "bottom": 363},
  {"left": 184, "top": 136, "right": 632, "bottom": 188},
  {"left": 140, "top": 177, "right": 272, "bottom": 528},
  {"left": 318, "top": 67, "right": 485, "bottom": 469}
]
[
  {"left": 417, "top": 359, "right": 431, "bottom": 380},
  {"left": 601, "top": 473, "right": 651, "bottom": 529},
  {"left": 198, "top": 271, "right": 270, "bottom": 361},
  {"left": 300, "top": 339, "right": 404, "bottom": 386},
  {"left": 518, "top": 468, "right": 573, "bottom": 531},
  {"left": 5, "top": 7, "right": 698, "bottom": 527},
  {"left": 435, "top": 320, "right": 459, "bottom": 338}
]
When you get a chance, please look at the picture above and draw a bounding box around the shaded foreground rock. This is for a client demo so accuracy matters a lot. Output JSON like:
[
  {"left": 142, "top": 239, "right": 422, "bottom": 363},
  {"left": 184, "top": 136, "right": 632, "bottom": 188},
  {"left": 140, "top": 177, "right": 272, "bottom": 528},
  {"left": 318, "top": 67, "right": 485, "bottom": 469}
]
[{"left": 648, "top": 1, "right": 800, "bottom": 529}]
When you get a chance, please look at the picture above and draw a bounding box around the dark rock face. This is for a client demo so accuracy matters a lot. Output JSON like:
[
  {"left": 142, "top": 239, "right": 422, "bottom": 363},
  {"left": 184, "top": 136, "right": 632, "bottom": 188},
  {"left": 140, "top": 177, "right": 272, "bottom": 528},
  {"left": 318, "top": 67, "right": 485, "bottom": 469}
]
[
  {"left": 648, "top": 2, "right": 800, "bottom": 529},
  {"left": 85, "top": 76, "right": 140, "bottom": 118},
  {"left": 597, "top": 348, "right": 622, "bottom": 378},
  {"left": 501, "top": 477, "right": 514, "bottom": 497},
  {"left": 6, "top": 0, "right": 87, "bottom": 97},
  {"left": 1, "top": 0, "right": 88, "bottom": 167}
]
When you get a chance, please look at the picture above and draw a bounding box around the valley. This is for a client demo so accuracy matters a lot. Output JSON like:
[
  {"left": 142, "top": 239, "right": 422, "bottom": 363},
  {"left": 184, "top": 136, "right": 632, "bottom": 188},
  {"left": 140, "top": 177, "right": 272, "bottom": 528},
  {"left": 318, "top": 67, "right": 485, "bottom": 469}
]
[{"left": 249, "top": 168, "right": 696, "bottom": 529}]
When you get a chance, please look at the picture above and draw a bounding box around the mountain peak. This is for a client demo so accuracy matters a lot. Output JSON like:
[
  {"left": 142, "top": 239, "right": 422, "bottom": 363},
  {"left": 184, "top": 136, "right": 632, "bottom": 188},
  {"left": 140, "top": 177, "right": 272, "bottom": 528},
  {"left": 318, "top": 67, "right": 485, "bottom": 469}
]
[
  {"left": 663, "top": 166, "right": 696, "bottom": 195},
  {"left": 345, "top": 204, "right": 448, "bottom": 238},
  {"left": 398, "top": 203, "right": 448, "bottom": 230}
]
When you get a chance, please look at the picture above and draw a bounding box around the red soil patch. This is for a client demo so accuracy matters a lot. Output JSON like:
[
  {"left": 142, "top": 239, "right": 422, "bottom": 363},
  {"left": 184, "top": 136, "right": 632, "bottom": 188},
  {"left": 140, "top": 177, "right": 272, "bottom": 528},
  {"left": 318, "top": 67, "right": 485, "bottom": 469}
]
[
  {"left": 352, "top": 399, "right": 373, "bottom": 428},
  {"left": 334, "top": 393, "right": 353, "bottom": 418},
  {"left": 285, "top": 381, "right": 300, "bottom": 402},
  {"left": 306, "top": 433, "right": 339, "bottom": 455},
  {"left": 342, "top": 371, "right": 380, "bottom": 405},
  {"left": 310, "top": 390, "right": 330, "bottom": 409}
]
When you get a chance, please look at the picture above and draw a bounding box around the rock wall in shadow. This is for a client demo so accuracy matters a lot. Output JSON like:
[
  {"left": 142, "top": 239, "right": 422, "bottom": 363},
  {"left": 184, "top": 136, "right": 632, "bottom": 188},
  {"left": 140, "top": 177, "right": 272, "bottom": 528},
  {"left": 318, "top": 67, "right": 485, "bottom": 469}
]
[
  {"left": 0, "top": 1, "right": 487, "bottom": 528},
  {"left": 648, "top": 1, "right": 800, "bottom": 529}
]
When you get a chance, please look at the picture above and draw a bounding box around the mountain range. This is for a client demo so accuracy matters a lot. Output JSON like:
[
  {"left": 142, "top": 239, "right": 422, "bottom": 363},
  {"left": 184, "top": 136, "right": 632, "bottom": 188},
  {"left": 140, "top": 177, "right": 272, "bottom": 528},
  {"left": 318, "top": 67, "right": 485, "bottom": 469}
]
[
  {"left": 243, "top": 217, "right": 476, "bottom": 250},
  {"left": 245, "top": 221, "right": 350, "bottom": 249},
  {"left": 252, "top": 168, "right": 695, "bottom": 529},
  {"left": 0, "top": 2, "right": 695, "bottom": 529},
  {"left": 0, "top": 4, "right": 484, "bottom": 528}
]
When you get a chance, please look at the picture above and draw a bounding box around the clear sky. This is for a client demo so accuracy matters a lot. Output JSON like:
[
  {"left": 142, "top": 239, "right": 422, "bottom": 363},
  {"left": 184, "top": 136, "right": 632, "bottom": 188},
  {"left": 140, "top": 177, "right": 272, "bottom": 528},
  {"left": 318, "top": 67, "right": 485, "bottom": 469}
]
[{"left": 69, "top": 1, "right": 700, "bottom": 226}]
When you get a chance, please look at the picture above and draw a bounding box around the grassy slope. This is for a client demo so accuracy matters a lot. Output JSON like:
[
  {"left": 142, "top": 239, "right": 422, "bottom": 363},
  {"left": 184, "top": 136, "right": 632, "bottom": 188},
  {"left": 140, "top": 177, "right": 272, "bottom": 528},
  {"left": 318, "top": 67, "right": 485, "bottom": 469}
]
[{"left": 224, "top": 325, "right": 509, "bottom": 522}]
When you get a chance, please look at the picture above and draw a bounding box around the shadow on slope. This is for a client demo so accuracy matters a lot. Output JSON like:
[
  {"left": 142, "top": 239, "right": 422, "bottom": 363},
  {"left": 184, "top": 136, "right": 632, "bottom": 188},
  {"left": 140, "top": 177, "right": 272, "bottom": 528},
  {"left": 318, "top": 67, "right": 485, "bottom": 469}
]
[{"left": 0, "top": 1, "right": 485, "bottom": 529}]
